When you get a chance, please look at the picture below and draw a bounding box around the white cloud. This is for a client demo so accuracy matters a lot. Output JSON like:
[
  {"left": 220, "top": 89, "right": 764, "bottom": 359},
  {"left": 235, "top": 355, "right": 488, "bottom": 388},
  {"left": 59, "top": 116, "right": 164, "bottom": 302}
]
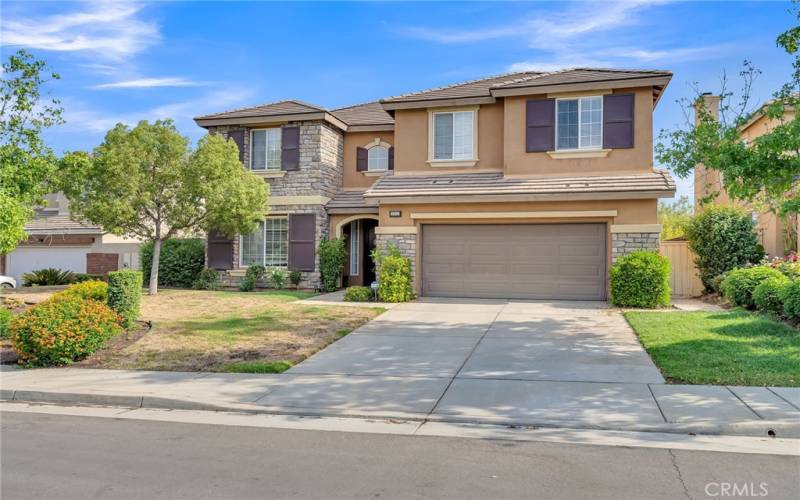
[
  {"left": 93, "top": 77, "right": 202, "bottom": 90},
  {"left": 616, "top": 45, "right": 733, "bottom": 64},
  {"left": 1, "top": 2, "right": 160, "bottom": 61}
]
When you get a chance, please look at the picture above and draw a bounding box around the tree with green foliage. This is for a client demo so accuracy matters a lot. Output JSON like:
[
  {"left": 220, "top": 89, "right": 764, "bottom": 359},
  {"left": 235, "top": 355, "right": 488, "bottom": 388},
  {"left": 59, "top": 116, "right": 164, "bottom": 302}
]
[
  {"left": 656, "top": 3, "right": 800, "bottom": 216},
  {"left": 60, "top": 120, "right": 268, "bottom": 295},
  {"left": 658, "top": 196, "right": 693, "bottom": 240},
  {"left": 0, "top": 50, "right": 63, "bottom": 254}
]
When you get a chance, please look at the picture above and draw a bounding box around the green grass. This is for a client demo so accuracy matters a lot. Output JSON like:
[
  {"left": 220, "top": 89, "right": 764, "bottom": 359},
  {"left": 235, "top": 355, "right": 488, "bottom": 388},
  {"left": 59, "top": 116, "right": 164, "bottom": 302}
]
[
  {"left": 219, "top": 360, "right": 293, "bottom": 373},
  {"left": 624, "top": 309, "right": 800, "bottom": 386}
]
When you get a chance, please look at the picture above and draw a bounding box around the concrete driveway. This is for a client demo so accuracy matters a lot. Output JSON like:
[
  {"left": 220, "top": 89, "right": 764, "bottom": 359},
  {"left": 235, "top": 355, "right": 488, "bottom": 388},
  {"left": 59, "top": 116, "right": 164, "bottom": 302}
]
[{"left": 267, "top": 298, "right": 672, "bottom": 427}]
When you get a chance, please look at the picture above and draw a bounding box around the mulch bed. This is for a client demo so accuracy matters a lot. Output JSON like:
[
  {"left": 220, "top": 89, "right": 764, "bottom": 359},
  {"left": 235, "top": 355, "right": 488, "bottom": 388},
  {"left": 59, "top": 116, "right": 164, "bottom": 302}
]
[{"left": 74, "top": 321, "right": 152, "bottom": 368}]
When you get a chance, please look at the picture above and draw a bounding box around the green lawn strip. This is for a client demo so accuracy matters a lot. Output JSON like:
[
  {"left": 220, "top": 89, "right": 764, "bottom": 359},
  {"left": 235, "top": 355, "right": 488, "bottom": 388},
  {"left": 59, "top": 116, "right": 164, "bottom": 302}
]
[
  {"left": 624, "top": 310, "right": 800, "bottom": 387},
  {"left": 218, "top": 360, "right": 293, "bottom": 373}
]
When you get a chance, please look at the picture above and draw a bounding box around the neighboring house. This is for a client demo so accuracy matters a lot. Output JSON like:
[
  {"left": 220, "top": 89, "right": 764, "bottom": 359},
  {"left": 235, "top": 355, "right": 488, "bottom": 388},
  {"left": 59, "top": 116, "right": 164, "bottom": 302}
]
[
  {"left": 195, "top": 68, "right": 676, "bottom": 300},
  {"left": 0, "top": 193, "right": 142, "bottom": 282},
  {"left": 694, "top": 94, "right": 798, "bottom": 257}
]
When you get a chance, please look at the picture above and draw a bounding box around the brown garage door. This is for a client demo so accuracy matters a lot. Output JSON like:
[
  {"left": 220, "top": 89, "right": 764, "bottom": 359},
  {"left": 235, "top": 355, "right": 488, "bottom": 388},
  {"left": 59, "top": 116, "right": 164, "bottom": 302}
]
[{"left": 422, "top": 224, "right": 607, "bottom": 300}]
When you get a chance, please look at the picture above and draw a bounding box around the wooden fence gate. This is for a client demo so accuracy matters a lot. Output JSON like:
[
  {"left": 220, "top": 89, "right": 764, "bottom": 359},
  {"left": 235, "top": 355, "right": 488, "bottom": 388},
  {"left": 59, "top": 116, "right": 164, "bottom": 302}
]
[{"left": 660, "top": 240, "right": 704, "bottom": 298}]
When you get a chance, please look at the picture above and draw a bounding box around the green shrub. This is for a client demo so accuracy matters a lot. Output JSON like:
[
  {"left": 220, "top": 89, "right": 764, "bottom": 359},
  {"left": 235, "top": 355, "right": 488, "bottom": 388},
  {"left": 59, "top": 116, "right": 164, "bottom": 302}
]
[
  {"left": 239, "top": 265, "right": 265, "bottom": 292},
  {"left": 289, "top": 271, "right": 303, "bottom": 289},
  {"left": 74, "top": 273, "right": 106, "bottom": 283},
  {"left": 10, "top": 295, "right": 122, "bottom": 366},
  {"left": 192, "top": 268, "right": 220, "bottom": 290},
  {"left": 318, "top": 238, "right": 346, "bottom": 292},
  {"left": 57, "top": 280, "right": 109, "bottom": 302},
  {"left": 21, "top": 268, "right": 77, "bottom": 286},
  {"left": 709, "top": 272, "right": 729, "bottom": 295},
  {"left": 107, "top": 270, "right": 142, "bottom": 329},
  {"left": 0, "top": 307, "right": 12, "bottom": 339},
  {"left": 609, "top": 250, "right": 671, "bottom": 308},
  {"left": 344, "top": 286, "right": 372, "bottom": 302},
  {"left": 753, "top": 275, "right": 791, "bottom": 316},
  {"left": 721, "top": 266, "right": 784, "bottom": 309},
  {"left": 782, "top": 280, "right": 800, "bottom": 320},
  {"left": 685, "top": 206, "right": 764, "bottom": 293},
  {"left": 372, "top": 245, "right": 414, "bottom": 303},
  {"left": 140, "top": 238, "right": 205, "bottom": 288},
  {"left": 269, "top": 268, "right": 285, "bottom": 289}
]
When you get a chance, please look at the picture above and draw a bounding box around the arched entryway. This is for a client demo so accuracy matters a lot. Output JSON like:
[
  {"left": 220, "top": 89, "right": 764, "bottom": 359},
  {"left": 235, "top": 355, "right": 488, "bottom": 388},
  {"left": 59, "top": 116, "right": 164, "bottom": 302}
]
[{"left": 335, "top": 215, "right": 379, "bottom": 287}]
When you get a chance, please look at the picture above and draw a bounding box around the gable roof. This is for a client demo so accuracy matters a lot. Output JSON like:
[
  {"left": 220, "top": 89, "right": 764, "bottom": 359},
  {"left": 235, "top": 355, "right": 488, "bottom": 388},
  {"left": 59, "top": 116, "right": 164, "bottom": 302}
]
[
  {"left": 195, "top": 100, "right": 326, "bottom": 121},
  {"left": 331, "top": 101, "right": 394, "bottom": 131},
  {"left": 380, "top": 71, "right": 542, "bottom": 104}
]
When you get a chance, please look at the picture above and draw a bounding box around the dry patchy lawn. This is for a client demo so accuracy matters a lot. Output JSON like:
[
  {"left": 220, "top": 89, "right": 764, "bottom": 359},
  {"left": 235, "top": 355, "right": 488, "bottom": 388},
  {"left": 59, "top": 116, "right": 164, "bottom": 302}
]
[{"left": 70, "top": 289, "right": 385, "bottom": 372}]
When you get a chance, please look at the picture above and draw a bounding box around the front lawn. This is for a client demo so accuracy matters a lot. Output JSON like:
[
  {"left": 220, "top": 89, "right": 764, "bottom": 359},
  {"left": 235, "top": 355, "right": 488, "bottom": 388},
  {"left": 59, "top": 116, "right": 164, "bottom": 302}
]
[
  {"left": 624, "top": 310, "right": 800, "bottom": 387},
  {"left": 72, "top": 289, "right": 383, "bottom": 372}
]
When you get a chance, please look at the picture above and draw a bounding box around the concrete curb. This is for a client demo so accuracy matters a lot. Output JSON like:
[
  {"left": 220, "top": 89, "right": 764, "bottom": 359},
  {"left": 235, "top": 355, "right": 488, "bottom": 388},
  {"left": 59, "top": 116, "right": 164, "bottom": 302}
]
[{"left": 4, "top": 389, "right": 799, "bottom": 439}]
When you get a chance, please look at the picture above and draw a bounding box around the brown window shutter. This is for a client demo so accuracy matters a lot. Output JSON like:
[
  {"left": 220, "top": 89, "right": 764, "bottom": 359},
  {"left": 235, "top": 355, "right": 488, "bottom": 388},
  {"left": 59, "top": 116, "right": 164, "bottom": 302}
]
[
  {"left": 526, "top": 99, "right": 555, "bottom": 152},
  {"left": 227, "top": 129, "right": 246, "bottom": 163},
  {"left": 288, "top": 214, "right": 315, "bottom": 271},
  {"left": 356, "top": 147, "right": 368, "bottom": 171},
  {"left": 388, "top": 146, "right": 394, "bottom": 170},
  {"left": 281, "top": 125, "right": 300, "bottom": 171},
  {"left": 603, "top": 93, "right": 635, "bottom": 149},
  {"left": 207, "top": 230, "right": 234, "bottom": 270}
]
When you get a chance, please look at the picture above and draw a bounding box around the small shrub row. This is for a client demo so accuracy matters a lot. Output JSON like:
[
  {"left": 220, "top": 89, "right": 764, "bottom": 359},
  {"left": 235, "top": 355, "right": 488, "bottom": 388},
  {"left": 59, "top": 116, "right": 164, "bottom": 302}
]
[
  {"left": 609, "top": 250, "right": 671, "bottom": 308},
  {"left": 238, "top": 266, "right": 291, "bottom": 292},
  {"left": 720, "top": 264, "right": 800, "bottom": 321},
  {"left": 344, "top": 286, "right": 372, "bottom": 302}
]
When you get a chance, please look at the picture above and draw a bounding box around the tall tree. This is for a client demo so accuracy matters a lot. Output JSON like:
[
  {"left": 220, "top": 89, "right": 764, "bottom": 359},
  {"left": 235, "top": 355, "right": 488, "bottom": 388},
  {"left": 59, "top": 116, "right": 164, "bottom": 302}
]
[
  {"left": 0, "top": 50, "right": 63, "bottom": 254},
  {"left": 658, "top": 196, "right": 694, "bottom": 241},
  {"left": 61, "top": 120, "right": 268, "bottom": 294},
  {"left": 656, "top": 3, "right": 800, "bottom": 216}
]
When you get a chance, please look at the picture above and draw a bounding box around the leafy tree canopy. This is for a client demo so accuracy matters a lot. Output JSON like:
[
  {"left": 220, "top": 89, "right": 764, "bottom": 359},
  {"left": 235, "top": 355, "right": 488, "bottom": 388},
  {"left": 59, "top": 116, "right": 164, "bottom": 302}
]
[
  {"left": 658, "top": 196, "right": 694, "bottom": 240},
  {"left": 0, "top": 50, "right": 63, "bottom": 254},
  {"left": 60, "top": 120, "right": 268, "bottom": 294}
]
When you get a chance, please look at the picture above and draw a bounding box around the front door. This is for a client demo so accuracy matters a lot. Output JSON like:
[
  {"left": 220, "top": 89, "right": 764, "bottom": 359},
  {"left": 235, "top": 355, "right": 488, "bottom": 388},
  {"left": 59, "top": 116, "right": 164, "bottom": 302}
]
[{"left": 363, "top": 221, "right": 377, "bottom": 285}]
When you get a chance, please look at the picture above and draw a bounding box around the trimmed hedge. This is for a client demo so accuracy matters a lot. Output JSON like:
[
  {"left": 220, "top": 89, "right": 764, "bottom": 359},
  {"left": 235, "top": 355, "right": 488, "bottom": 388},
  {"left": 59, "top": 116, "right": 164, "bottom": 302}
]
[
  {"left": 10, "top": 295, "right": 122, "bottom": 366},
  {"left": 140, "top": 238, "right": 205, "bottom": 288},
  {"left": 685, "top": 206, "right": 763, "bottom": 293},
  {"left": 0, "top": 307, "right": 11, "bottom": 339},
  {"left": 782, "top": 280, "right": 800, "bottom": 320},
  {"left": 373, "top": 245, "right": 414, "bottom": 303},
  {"left": 56, "top": 280, "right": 109, "bottom": 302},
  {"left": 753, "top": 275, "right": 791, "bottom": 317},
  {"left": 108, "top": 270, "right": 143, "bottom": 329},
  {"left": 609, "top": 250, "right": 671, "bottom": 308},
  {"left": 344, "top": 286, "right": 372, "bottom": 302},
  {"left": 721, "top": 266, "right": 784, "bottom": 309},
  {"left": 319, "top": 238, "right": 346, "bottom": 292}
]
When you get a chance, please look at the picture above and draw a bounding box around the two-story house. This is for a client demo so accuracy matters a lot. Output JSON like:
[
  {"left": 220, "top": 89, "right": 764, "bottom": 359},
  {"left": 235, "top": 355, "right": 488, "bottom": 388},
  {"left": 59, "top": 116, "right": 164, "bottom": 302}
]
[{"left": 194, "top": 68, "right": 676, "bottom": 300}]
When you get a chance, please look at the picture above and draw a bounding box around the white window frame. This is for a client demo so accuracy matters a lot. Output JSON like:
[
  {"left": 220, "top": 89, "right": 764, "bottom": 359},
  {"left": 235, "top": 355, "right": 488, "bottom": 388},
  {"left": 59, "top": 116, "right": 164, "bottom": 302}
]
[
  {"left": 349, "top": 220, "right": 360, "bottom": 276},
  {"left": 428, "top": 107, "right": 478, "bottom": 166},
  {"left": 555, "top": 96, "right": 603, "bottom": 151},
  {"left": 239, "top": 216, "right": 289, "bottom": 268},
  {"left": 249, "top": 128, "right": 282, "bottom": 171},
  {"left": 367, "top": 145, "right": 388, "bottom": 172}
]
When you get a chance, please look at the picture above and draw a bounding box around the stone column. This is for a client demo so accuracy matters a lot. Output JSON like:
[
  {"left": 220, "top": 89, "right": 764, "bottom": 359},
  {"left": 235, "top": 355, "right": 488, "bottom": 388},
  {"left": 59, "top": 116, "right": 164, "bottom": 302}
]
[
  {"left": 611, "top": 232, "right": 661, "bottom": 264},
  {"left": 374, "top": 232, "right": 417, "bottom": 290}
]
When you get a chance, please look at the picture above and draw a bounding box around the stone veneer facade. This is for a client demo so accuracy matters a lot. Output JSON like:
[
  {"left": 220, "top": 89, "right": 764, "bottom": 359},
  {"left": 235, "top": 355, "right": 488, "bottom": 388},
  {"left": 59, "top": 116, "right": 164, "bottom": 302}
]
[
  {"left": 209, "top": 121, "right": 344, "bottom": 290},
  {"left": 374, "top": 233, "right": 417, "bottom": 290},
  {"left": 611, "top": 232, "right": 661, "bottom": 263}
]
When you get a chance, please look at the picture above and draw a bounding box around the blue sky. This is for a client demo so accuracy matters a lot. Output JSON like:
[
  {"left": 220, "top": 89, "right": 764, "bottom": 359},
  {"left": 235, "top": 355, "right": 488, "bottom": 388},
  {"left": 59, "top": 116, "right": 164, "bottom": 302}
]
[{"left": 1, "top": 1, "right": 796, "bottom": 202}]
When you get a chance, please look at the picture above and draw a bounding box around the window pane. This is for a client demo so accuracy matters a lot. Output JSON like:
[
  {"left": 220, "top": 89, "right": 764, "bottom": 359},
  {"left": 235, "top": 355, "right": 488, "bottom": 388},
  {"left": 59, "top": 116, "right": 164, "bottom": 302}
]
[
  {"left": 241, "top": 222, "right": 265, "bottom": 266},
  {"left": 266, "top": 128, "right": 282, "bottom": 170},
  {"left": 264, "top": 217, "right": 288, "bottom": 267},
  {"left": 453, "top": 111, "right": 473, "bottom": 160},
  {"left": 433, "top": 113, "right": 454, "bottom": 160},
  {"left": 251, "top": 130, "right": 266, "bottom": 170},
  {"left": 350, "top": 220, "right": 359, "bottom": 275},
  {"left": 557, "top": 100, "right": 578, "bottom": 150},
  {"left": 368, "top": 146, "right": 388, "bottom": 171},
  {"left": 580, "top": 97, "right": 602, "bottom": 149}
]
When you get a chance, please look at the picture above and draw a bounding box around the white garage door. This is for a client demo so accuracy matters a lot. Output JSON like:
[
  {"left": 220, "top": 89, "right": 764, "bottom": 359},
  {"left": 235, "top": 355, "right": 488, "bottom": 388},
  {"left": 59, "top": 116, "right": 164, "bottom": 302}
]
[
  {"left": 6, "top": 247, "right": 89, "bottom": 282},
  {"left": 422, "top": 224, "right": 607, "bottom": 300}
]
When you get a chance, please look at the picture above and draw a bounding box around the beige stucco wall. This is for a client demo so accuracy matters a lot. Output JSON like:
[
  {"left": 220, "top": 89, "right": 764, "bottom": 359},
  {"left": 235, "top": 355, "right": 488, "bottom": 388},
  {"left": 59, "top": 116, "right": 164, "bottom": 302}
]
[
  {"left": 393, "top": 101, "right": 505, "bottom": 174},
  {"left": 341, "top": 131, "right": 395, "bottom": 189},
  {"left": 503, "top": 87, "right": 654, "bottom": 176}
]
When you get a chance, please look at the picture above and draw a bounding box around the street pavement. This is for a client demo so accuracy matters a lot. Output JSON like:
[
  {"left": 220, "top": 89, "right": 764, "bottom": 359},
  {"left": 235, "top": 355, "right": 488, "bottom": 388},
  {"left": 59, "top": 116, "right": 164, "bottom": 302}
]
[{"left": 2, "top": 410, "right": 799, "bottom": 500}]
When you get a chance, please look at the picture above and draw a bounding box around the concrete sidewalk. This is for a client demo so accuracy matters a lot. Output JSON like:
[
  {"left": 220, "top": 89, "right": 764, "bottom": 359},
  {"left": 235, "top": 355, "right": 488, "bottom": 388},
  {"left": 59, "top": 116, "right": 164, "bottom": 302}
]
[{"left": 2, "top": 367, "right": 798, "bottom": 438}]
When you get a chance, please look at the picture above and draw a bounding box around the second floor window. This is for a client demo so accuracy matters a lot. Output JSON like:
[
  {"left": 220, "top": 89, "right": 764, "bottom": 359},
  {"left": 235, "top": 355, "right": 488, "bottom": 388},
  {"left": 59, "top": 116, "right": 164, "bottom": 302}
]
[
  {"left": 433, "top": 110, "right": 474, "bottom": 160},
  {"left": 368, "top": 146, "right": 388, "bottom": 171},
  {"left": 556, "top": 96, "right": 602, "bottom": 150},
  {"left": 251, "top": 128, "right": 281, "bottom": 170}
]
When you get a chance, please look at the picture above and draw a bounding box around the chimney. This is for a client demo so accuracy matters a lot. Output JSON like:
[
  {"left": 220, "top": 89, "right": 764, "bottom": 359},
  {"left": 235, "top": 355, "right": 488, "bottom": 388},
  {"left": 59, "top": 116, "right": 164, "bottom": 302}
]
[{"left": 695, "top": 92, "right": 720, "bottom": 124}]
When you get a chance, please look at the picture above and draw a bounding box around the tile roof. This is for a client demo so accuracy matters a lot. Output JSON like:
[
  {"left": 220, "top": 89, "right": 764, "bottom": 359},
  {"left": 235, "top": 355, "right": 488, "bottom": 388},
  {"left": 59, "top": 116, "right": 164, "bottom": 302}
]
[
  {"left": 380, "top": 71, "right": 542, "bottom": 104},
  {"left": 331, "top": 101, "right": 394, "bottom": 127},
  {"left": 25, "top": 213, "right": 103, "bottom": 234},
  {"left": 365, "top": 171, "right": 675, "bottom": 199},
  {"left": 326, "top": 190, "right": 379, "bottom": 214},
  {"left": 491, "top": 68, "right": 672, "bottom": 90},
  {"left": 195, "top": 100, "right": 326, "bottom": 121}
]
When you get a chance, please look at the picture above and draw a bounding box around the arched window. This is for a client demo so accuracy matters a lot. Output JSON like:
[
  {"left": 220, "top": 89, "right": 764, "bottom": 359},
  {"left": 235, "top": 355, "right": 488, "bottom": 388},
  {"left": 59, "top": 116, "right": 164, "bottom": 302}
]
[{"left": 367, "top": 145, "right": 389, "bottom": 171}]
